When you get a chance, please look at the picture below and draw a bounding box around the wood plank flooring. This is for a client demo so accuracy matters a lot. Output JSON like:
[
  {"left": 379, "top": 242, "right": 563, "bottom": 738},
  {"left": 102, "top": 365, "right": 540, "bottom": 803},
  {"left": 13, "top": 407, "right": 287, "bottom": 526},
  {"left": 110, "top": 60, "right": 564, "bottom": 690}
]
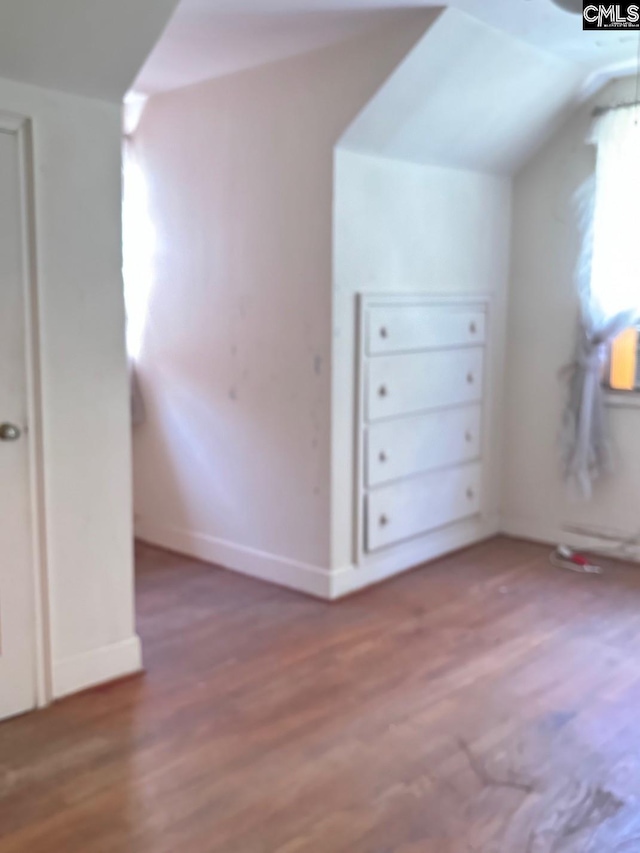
[{"left": 2, "top": 536, "right": 640, "bottom": 852}]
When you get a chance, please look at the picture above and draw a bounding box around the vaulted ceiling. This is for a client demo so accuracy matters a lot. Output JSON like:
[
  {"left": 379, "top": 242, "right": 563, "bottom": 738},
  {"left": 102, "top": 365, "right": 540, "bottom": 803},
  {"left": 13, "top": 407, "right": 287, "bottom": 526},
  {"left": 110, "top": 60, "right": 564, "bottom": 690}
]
[
  {"left": 0, "top": 0, "right": 636, "bottom": 105},
  {"left": 135, "top": 0, "right": 640, "bottom": 95},
  {"left": 0, "top": 0, "right": 180, "bottom": 101},
  {"left": 339, "top": 7, "right": 587, "bottom": 175},
  {"left": 126, "top": 0, "right": 640, "bottom": 177}
]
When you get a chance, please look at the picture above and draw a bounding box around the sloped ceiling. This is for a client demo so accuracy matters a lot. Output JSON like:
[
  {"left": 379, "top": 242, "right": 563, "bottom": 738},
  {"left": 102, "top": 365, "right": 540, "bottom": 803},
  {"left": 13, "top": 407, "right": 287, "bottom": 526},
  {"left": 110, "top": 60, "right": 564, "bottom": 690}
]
[
  {"left": 135, "top": 8, "right": 423, "bottom": 94},
  {"left": 135, "top": 0, "right": 639, "bottom": 96},
  {"left": 339, "top": 7, "right": 588, "bottom": 175},
  {"left": 0, "top": 0, "right": 180, "bottom": 101}
]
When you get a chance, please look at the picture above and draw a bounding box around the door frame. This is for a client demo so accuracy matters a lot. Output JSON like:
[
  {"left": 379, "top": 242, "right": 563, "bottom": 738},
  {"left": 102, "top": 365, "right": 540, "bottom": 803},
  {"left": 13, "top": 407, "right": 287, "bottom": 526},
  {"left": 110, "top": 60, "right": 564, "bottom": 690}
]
[{"left": 0, "top": 109, "right": 51, "bottom": 709}]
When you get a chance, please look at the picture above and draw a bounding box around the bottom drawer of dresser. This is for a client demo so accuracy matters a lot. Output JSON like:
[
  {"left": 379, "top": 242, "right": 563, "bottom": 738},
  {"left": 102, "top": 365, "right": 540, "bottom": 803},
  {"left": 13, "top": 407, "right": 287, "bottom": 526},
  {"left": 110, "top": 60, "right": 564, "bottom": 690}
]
[{"left": 365, "top": 462, "right": 482, "bottom": 552}]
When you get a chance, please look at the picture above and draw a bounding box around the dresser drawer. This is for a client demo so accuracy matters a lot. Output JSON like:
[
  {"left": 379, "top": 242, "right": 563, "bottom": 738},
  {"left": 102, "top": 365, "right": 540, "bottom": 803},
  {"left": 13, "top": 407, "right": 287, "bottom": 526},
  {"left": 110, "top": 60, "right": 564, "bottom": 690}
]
[
  {"left": 366, "top": 405, "right": 482, "bottom": 487},
  {"left": 366, "top": 348, "right": 484, "bottom": 422},
  {"left": 366, "top": 462, "right": 482, "bottom": 552},
  {"left": 367, "top": 304, "right": 485, "bottom": 355}
]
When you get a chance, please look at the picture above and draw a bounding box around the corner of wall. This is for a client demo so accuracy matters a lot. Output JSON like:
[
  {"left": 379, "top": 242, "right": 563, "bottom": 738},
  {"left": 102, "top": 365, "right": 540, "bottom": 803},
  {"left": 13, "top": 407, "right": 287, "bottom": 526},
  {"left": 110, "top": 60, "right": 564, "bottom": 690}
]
[{"left": 135, "top": 517, "right": 333, "bottom": 599}]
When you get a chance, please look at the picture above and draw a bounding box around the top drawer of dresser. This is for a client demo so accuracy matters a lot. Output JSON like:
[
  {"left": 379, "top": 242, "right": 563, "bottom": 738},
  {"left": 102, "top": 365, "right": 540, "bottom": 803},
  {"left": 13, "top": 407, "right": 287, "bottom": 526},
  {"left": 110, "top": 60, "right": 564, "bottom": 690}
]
[{"left": 366, "top": 304, "right": 486, "bottom": 355}]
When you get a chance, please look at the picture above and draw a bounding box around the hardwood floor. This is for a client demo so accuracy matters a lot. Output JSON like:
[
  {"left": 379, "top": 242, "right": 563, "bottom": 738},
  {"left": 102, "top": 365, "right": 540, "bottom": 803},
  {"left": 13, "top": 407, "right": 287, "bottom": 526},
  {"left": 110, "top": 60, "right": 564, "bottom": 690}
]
[{"left": 2, "top": 537, "right": 640, "bottom": 852}]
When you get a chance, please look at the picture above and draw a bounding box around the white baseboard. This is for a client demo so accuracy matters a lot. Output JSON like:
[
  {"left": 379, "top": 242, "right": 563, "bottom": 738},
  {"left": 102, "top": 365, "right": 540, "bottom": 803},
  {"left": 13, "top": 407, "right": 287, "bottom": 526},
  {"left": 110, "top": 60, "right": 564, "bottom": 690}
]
[
  {"left": 136, "top": 518, "right": 333, "bottom": 599},
  {"left": 53, "top": 635, "right": 143, "bottom": 700},
  {"left": 331, "top": 515, "right": 500, "bottom": 598},
  {"left": 501, "top": 516, "right": 640, "bottom": 562},
  {"left": 136, "top": 517, "right": 502, "bottom": 601}
]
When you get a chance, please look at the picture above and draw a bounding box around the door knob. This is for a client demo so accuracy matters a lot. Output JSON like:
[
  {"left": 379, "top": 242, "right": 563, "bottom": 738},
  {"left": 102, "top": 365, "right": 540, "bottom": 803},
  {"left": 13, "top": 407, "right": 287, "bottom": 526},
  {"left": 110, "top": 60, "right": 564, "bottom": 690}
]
[{"left": 0, "top": 423, "right": 21, "bottom": 441}]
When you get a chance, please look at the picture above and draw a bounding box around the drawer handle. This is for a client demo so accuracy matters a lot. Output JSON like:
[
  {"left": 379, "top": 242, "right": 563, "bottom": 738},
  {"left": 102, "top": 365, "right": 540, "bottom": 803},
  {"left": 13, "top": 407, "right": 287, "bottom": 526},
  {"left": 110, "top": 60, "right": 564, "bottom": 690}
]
[
  {"left": 379, "top": 451, "right": 387, "bottom": 463},
  {"left": 466, "top": 487, "right": 475, "bottom": 500},
  {"left": 467, "top": 373, "right": 474, "bottom": 385},
  {"left": 379, "top": 514, "right": 389, "bottom": 527},
  {"left": 469, "top": 321, "right": 477, "bottom": 334},
  {"left": 378, "top": 385, "right": 388, "bottom": 398},
  {"left": 379, "top": 326, "right": 388, "bottom": 339}
]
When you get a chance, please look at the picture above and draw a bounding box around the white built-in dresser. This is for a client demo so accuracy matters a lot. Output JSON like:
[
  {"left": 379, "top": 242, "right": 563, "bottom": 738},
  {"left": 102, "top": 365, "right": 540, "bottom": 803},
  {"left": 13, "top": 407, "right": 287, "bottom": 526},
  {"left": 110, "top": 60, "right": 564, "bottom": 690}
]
[{"left": 356, "top": 294, "right": 489, "bottom": 561}]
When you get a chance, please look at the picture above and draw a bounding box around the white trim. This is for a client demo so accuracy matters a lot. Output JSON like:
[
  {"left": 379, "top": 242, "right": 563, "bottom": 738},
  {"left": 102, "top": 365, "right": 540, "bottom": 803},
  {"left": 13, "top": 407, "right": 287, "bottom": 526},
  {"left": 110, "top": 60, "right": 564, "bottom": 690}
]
[
  {"left": 0, "top": 110, "right": 51, "bottom": 709},
  {"left": 354, "top": 293, "right": 366, "bottom": 565},
  {"left": 0, "top": 110, "right": 28, "bottom": 134},
  {"left": 137, "top": 518, "right": 500, "bottom": 601},
  {"left": 358, "top": 291, "right": 494, "bottom": 306},
  {"left": 500, "top": 515, "right": 640, "bottom": 563},
  {"left": 136, "top": 519, "right": 333, "bottom": 599},
  {"left": 605, "top": 390, "right": 640, "bottom": 410},
  {"left": 53, "top": 636, "right": 143, "bottom": 700},
  {"left": 332, "top": 515, "right": 499, "bottom": 598}
]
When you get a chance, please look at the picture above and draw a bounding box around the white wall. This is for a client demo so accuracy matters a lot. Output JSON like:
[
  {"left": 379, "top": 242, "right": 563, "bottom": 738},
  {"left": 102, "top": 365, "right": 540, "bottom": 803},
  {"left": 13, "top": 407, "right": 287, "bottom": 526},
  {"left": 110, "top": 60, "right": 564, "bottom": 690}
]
[
  {"left": 0, "top": 76, "right": 139, "bottom": 698},
  {"left": 131, "top": 6, "right": 612, "bottom": 598},
  {"left": 503, "top": 76, "right": 640, "bottom": 554},
  {"left": 331, "top": 150, "right": 512, "bottom": 571},
  {"left": 131, "top": 13, "right": 433, "bottom": 594}
]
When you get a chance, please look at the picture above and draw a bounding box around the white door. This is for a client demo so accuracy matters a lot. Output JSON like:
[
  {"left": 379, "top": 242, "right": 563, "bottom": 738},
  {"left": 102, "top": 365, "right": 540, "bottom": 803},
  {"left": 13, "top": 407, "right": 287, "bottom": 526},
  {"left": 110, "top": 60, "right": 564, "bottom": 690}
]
[{"left": 0, "top": 124, "right": 38, "bottom": 720}]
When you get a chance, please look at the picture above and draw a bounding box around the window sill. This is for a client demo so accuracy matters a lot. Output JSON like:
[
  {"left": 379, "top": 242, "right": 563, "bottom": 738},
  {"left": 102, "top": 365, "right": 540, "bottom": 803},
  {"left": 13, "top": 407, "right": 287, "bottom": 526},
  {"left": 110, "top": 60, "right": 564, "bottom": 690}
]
[{"left": 605, "top": 390, "right": 640, "bottom": 409}]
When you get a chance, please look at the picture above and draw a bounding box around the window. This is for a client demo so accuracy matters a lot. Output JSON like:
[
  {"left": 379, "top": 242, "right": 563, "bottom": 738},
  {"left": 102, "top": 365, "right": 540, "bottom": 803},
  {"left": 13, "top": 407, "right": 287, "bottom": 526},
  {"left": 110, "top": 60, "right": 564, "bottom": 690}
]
[
  {"left": 122, "top": 138, "right": 156, "bottom": 360},
  {"left": 589, "top": 104, "right": 640, "bottom": 393},
  {"left": 607, "top": 326, "right": 640, "bottom": 391}
]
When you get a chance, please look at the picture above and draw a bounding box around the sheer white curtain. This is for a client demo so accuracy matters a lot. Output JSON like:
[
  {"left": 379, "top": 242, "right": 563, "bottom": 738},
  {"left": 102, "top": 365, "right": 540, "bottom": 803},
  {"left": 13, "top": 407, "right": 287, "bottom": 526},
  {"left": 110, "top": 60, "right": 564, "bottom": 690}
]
[{"left": 562, "top": 105, "right": 640, "bottom": 496}]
